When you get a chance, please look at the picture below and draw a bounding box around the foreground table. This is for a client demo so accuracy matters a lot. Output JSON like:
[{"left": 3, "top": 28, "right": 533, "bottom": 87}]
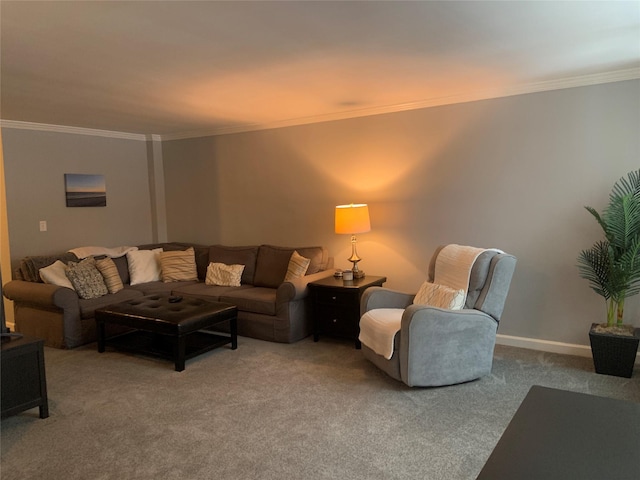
[
  {"left": 1, "top": 335, "right": 49, "bottom": 419},
  {"left": 96, "top": 294, "right": 237, "bottom": 371},
  {"left": 477, "top": 385, "right": 640, "bottom": 480}
]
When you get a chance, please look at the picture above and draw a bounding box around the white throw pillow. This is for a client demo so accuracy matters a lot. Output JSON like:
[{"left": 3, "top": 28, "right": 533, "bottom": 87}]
[
  {"left": 39, "top": 260, "right": 75, "bottom": 290},
  {"left": 127, "top": 248, "right": 163, "bottom": 285},
  {"left": 413, "top": 281, "right": 465, "bottom": 310},
  {"left": 206, "top": 262, "right": 245, "bottom": 287}
]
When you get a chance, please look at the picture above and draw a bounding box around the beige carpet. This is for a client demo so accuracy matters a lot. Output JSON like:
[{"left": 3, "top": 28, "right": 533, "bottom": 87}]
[{"left": 1, "top": 336, "right": 639, "bottom": 480}]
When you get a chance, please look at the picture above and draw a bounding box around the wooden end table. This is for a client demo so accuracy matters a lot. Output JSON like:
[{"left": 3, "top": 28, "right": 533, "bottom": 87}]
[
  {"left": 1, "top": 335, "right": 49, "bottom": 419},
  {"left": 309, "top": 275, "right": 386, "bottom": 348}
]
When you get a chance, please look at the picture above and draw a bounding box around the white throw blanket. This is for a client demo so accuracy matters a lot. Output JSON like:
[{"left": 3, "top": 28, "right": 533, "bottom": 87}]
[
  {"left": 360, "top": 244, "right": 503, "bottom": 360},
  {"left": 434, "top": 244, "right": 500, "bottom": 304},
  {"left": 68, "top": 245, "right": 138, "bottom": 259},
  {"left": 359, "top": 309, "right": 404, "bottom": 360}
]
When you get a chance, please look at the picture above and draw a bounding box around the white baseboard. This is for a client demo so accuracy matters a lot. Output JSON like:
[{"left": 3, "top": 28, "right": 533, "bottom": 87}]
[{"left": 496, "top": 333, "right": 640, "bottom": 365}]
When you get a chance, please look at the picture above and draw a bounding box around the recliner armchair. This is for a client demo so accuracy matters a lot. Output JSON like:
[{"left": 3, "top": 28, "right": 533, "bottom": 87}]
[{"left": 359, "top": 245, "right": 516, "bottom": 387}]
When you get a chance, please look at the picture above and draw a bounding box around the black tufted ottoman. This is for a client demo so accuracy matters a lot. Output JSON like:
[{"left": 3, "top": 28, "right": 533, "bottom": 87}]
[{"left": 95, "top": 294, "right": 237, "bottom": 371}]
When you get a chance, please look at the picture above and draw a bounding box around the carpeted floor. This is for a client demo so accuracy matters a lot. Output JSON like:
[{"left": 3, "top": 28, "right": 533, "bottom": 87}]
[{"left": 1, "top": 336, "right": 639, "bottom": 480}]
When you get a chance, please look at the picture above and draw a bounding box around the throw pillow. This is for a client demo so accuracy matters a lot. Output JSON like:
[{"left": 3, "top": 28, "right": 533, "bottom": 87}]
[
  {"left": 160, "top": 247, "right": 198, "bottom": 282},
  {"left": 127, "top": 248, "right": 162, "bottom": 285},
  {"left": 39, "top": 260, "right": 75, "bottom": 290},
  {"left": 95, "top": 257, "right": 124, "bottom": 294},
  {"left": 205, "top": 262, "right": 245, "bottom": 287},
  {"left": 413, "top": 281, "right": 465, "bottom": 310},
  {"left": 65, "top": 257, "right": 108, "bottom": 299},
  {"left": 284, "top": 250, "right": 310, "bottom": 282}
]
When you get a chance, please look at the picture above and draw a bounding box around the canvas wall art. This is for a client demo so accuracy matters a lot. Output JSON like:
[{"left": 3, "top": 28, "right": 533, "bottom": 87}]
[{"left": 65, "top": 174, "right": 106, "bottom": 207}]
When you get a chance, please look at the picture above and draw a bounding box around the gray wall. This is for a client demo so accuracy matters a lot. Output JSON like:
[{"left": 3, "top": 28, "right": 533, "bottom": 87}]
[
  {"left": 162, "top": 136, "right": 221, "bottom": 245},
  {"left": 2, "top": 129, "right": 155, "bottom": 268},
  {"left": 163, "top": 80, "right": 640, "bottom": 346}
]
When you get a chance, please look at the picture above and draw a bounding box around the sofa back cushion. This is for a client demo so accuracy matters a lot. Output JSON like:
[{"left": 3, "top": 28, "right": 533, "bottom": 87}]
[
  {"left": 253, "top": 245, "right": 328, "bottom": 288},
  {"left": 208, "top": 245, "right": 259, "bottom": 285}
]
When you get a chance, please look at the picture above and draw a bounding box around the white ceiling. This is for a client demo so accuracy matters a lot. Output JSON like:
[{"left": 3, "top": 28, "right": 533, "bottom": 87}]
[{"left": 1, "top": 1, "right": 639, "bottom": 139}]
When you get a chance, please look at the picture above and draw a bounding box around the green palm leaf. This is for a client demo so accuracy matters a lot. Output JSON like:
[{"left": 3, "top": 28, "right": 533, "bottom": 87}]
[{"left": 578, "top": 169, "right": 640, "bottom": 326}]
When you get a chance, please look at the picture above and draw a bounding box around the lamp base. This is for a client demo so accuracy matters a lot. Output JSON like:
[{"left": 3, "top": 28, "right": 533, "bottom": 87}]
[{"left": 353, "top": 270, "right": 366, "bottom": 279}]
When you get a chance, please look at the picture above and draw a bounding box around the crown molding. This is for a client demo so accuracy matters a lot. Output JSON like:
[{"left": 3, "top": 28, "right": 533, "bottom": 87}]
[
  {"left": 2, "top": 68, "right": 638, "bottom": 142},
  {"left": 159, "top": 67, "right": 640, "bottom": 141},
  {"left": 0, "top": 119, "right": 149, "bottom": 141}
]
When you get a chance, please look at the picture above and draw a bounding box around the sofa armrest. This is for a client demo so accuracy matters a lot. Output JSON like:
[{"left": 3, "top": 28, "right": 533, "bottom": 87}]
[
  {"left": 361, "top": 287, "right": 415, "bottom": 313},
  {"left": 276, "top": 269, "right": 336, "bottom": 303},
  {"left": 3, "top": 280, "right": 79, "bottom": 310}
]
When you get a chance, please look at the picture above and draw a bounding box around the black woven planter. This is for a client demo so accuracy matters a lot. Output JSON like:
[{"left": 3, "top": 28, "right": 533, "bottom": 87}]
[{"left": 589, "top": 323, "right": 640, "bottom": 378}]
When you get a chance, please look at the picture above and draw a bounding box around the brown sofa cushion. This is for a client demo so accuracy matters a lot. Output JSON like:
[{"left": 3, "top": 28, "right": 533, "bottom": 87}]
[
  {"left": 221, "top": 287, "right": 276, "bottom": 316},
  {"left": 208, "top": 245, "right": 259, "bottom": 285},
  {"left": 254, "top": 245, "right": 327, "bottom": 288}
]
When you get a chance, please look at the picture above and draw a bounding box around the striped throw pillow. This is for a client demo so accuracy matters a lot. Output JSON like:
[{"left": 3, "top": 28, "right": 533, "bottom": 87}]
[
  {"left": 284, "top": 250, "right": 310, "bottom": 282},
  {"left": 205, "top": 262, "right": 245, "bottom": 287},
  {"left": 160, "top": 247, "right": 198, "bottom": 282},
  {"left": 95, "top": 257, "right": 124, "bottom": 293}
]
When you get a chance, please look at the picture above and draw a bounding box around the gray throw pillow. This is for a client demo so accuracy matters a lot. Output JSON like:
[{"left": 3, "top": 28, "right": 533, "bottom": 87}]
[{"left": 65, "top": 257, "right": 109, "bottom": 299}]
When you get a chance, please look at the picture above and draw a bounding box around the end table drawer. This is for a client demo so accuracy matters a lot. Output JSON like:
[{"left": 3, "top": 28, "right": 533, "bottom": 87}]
[
  {"left": 317, "top": 306, "right": 359, "bottom": 336},
  {"left": 316, "top": 290, "right": 356, "bottom": 307}
]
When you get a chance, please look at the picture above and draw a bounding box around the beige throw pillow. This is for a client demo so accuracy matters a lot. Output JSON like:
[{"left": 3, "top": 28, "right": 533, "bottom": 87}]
[
  {"left": 413, "top": 281, "right": 465, "bottom": 310},
  {"left": 160, "top": 247, "right": 198, "bottom": 282},
  {"left": 206, "top": 262, "right": 245, "bottom": 287},
  {"left": 284, "top": 250, "right": 310, "bottom": 282},
  {"left": 95, "top": 257, "right": 124, "bottom": 293}
]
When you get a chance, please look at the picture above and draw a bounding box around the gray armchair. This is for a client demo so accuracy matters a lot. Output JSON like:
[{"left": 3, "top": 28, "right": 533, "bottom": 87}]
[{"left": 360, "top": 245, "right": 516, "bottom": 387}]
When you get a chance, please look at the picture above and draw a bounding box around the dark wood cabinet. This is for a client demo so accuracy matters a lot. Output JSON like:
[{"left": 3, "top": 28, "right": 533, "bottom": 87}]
[
  {"left": 310, "top": 275, "right": 386, "bottom": 348},
  {"left": 1, "top": 335, "right": 49, "bottom": 419}
]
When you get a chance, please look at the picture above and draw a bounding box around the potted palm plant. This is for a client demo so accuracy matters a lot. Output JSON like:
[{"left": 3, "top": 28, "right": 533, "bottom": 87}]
[{"left": 577, "top": 169, "right": 640, "bottom": 378}]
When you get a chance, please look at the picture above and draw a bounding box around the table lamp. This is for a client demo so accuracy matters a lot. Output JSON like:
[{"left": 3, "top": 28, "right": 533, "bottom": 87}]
[{"left": 335, "top": 203, "right": 370, "bottom": 278}]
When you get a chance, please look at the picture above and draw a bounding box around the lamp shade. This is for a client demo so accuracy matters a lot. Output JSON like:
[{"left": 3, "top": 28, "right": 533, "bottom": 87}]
[{"left": 335, "top": 204, "right": 371, "bottom": 234}]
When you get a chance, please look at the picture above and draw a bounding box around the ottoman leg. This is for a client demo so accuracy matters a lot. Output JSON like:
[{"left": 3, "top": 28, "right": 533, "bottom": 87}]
[
  {"left": 230, "top": 316, "right": 238, "bottom": 350},
  {"left": 97, "top": 319, "right": 106, "bottom": 353},
  {"left": 174, "top": 335, "right": 186, "bottom": 372}
]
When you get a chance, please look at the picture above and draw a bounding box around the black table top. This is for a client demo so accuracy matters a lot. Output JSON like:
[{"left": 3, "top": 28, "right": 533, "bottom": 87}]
[
  {"left": 1, "top": 334, "right": 43, "bottom": 351},
  {"left": 309, "top": 275, "right": 386, "bottom": 290},
  {"left": 476, "top": 385, "right": 640, "bottom": 480}
]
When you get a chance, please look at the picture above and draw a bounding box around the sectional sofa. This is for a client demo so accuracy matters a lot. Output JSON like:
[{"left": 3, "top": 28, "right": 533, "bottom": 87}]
[{"left": 3, "top": 242, "right": 334, "bottom": 348}]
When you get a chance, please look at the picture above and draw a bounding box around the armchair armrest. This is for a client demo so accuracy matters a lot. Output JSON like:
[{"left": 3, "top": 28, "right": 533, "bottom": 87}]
[
  {"left": 398, "top": 305, "right": 499, "bottom": 386},
  {"left": 361, "top": 287, "right": 415, "bottom": 313},
  {"left": 276, "top": 269, "right": 336, "bottom": 303}
]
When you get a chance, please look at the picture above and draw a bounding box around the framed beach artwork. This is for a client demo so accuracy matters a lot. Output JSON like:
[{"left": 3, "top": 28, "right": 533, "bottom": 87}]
[{"left": 64, "top": 174, "right": 107, "bottom": 207}]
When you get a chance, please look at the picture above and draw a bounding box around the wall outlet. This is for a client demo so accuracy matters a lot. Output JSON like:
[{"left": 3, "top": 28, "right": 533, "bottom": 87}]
[{"left": 39, "top": 220, "right": 47, "bottom": 232}]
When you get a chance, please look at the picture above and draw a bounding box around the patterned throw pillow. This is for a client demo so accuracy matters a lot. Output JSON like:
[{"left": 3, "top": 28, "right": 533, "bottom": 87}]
[
  {"left": 65, "top": 257, "right": 108, "bottom": 299},
  {"left": 95, "top": 257, "right": 124, "bottom": 293},
  {"left": 284, "top": 250, "right": 310, "bottom": 282},
  {"left": 205, "top": 262, "right": 245, "bottom": 287},
  {"left": 413, "top": 281, "right": 465, "bottom": 310},
  {"left": 160, "top": 247, "right": 198, "bottom": 282}
]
